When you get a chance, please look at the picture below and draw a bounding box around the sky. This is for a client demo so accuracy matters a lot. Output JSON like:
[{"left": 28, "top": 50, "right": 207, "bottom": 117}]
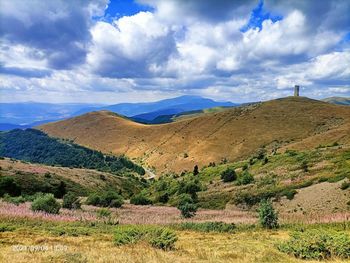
[{"left": 0, "top": 0, "right": 349, "bottom": 104}]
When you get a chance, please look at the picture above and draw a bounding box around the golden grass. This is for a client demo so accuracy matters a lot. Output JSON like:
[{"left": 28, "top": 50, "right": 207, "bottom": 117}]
[
  {"left": 1, "top": 225, "right": 349, "bottom": 263},
  {"left": 39, "top": 97, "right": 350, "bottom": 173}
]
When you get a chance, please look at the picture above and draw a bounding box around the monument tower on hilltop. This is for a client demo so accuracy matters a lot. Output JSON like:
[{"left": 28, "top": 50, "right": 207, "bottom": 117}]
[{"left": 294, "top": 85, "right": 300, "bottom": 96}]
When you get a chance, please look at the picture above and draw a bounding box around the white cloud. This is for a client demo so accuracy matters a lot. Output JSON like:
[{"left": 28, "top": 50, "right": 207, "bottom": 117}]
[{"left": 1, "top": 0, "right": 350, "bottom": 103}]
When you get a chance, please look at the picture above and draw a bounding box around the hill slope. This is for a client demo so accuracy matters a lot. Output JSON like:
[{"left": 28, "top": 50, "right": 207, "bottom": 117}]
[
  {"left": 0, "top": 129, "right": 144, "bottom": 175},
  {"left": 39, "top": 97, "right": 350, "bottom": 173}
]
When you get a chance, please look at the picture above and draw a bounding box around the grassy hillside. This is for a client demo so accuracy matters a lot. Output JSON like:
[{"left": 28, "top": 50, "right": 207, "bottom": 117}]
[
  {"left": 0, "top": 128, "right": 145, "bottom": 175},
  {"left": 141, "top": 144, "right": 350, "bottom": 216},
  {"left": 0, "top": 158, "right": 145, "bottom": 197},
  {"left": 40, "top": 97, "right": 350, "bottom": 174}
]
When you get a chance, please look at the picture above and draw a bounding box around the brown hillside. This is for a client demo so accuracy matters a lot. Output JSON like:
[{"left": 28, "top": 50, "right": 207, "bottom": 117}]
[{"left": 39, "top": 97, "right": 350, "bottom": 173}]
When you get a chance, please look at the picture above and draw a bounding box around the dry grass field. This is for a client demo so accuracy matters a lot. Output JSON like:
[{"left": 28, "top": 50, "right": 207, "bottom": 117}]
[
  {"left": 40, "top": 97, "right": 350, "bottom": 173},
  {"left": 0, "top": 213, "right": 349, "bottom": 263}
]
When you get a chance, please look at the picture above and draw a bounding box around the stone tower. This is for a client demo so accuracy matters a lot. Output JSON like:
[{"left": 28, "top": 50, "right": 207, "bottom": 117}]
[{"left": 294, "top": 85, "right": 300, "bottom": 96}]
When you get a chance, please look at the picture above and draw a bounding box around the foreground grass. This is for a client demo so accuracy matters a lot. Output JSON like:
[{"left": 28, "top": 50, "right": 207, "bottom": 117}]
[{"left": 0, "top": 217, "right": 349, "bottom": 263}]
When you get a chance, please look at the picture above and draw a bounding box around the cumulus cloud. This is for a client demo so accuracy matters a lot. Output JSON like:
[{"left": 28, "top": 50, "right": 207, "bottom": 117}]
[
  {"left": 0, "top": 0, "right": 349, "bottom": 103},
  {"left": 87, "top": 11, "right": 176, "bottom": 78},
  {"left": 0, "top": 0, "right": 108, "bottom": 69}
]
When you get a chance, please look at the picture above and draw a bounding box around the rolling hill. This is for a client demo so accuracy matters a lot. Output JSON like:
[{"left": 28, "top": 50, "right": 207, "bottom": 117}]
[
  {"left": 39, "top": 97, "right": 350, "bottom": 173},
  {"left": 0, "top": 128, "right": 145, "bottom": 175}
]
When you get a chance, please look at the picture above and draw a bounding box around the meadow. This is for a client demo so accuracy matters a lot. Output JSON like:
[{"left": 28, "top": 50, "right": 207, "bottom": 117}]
[{"left": 0, "top": 201, "right": 349, "bottom": 263}]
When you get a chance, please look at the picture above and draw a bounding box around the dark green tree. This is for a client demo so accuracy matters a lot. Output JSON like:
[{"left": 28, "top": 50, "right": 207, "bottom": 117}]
[
  {"left": 258, "top": 199, "right": 278, "bottom": 229},
  {"left": 220, "top": 168, "right": 237, "bottom": 182}
]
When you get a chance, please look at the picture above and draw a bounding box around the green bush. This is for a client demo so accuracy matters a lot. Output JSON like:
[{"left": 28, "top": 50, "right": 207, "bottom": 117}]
[
  {"left": 220, "top": 168, "right": 237, "bottom": 182},
  {"left": 236, "top": 172, "right": 254, "bottom": 185},
  {"left": 86, "top": 193, "right": 101, "bottom": 206},
  {"left": 278, "top": 230, "right": 350, "bottom": 260},
  {"left": 177, "top": 194, "right": 197, "bottom": 218},
  {"left": 97, "top": 208, "right": 112, "bottom": 218},
  {"left": 114, "top": 225, "right": 177, "bottom": 250},
  {"left": 148, "top": 227, "right": 178, "bottom": 250},
  {"left": 62, "top": 192, "right": 81, "bottom": 209},
  {"left": 282, "top": 189, "right": 297, "bottom": 200},
  {"left": 0, "top": 176, "right": 21, "bottom": 197},
  {"left": 86, "top": 191, "right": 123, "bottom": 208},
  {"left": 0, "top": 224, "right": 15, "bottom": 232},
  {"left": 2, "top": 194, "right": 26, "bottom": 205},
  {"left": 175, "top": 222, "right": 236, "bottom": 233},
  {"left": 31, "top": 194, "right": 61, "bottom": 214},
  {"left": 130, "top": 193, "right": 152, "bottom": 205},
  {"left": 258, "top": 199, "right": 278, "bottom": 229}
]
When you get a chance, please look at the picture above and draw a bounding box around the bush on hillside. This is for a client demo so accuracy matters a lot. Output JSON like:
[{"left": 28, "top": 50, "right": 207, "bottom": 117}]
[
  {"left": 177, "top": 194, "right": 197, "bottom": 218},
  {"left": 0, "top": 176, "right": 21, "bottom": 197},
  {"left": 278, "top": 230, "right": 350, "bottom": 260},
  {"left": 2, "top": 194, "right": 26, "bottom": 205},
  {"left": 258, "top": 199, "right": 278, "bottom": 229},
  {"left": 62, "top": 192, "right": 81, "bottom": 209},
  {"left": 236, "top": 172, "right": 254, "bottom": 185},
  {"left": 130, "top": 193, "right": 152, "bottom": 205},
  {"left": 86, "top": 191, "right": 123, "bottom": 208},
  {"left": 177, "top": 179, "right": 201, "bottom": 201},
  {"left": 31, "top": 194, "right": 61, "bottom": 214},
  {"left": 193, "top": 165, "right": 199, "bottom": 175},
  {"left": 114, "top": 225, "right": 177, "bottom": 250},
  {"left": 220, "top": 168, "right": 237, "bottom": 182}
]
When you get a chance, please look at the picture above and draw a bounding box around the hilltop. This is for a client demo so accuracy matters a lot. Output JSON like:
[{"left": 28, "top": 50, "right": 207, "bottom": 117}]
[{"left": 39, "top": 97, "right": 350, "bottom": 173}]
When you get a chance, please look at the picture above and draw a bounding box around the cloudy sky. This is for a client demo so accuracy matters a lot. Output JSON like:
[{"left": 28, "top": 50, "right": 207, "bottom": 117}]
[{"left": 0, "top": 0, "right": 349, "bottom": 104}]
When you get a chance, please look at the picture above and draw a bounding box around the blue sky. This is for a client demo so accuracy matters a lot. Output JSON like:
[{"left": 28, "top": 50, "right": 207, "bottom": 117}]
[{"left": 0, "top": 0, "right": 349, "bottom": 103}]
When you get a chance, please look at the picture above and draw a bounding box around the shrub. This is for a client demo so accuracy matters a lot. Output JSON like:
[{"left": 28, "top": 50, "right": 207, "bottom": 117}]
[
  {"left": 0, "top": 176, "right": 21, "bottom": 197},
  {"left": 282, "top": 189, "right": 297, "bottom": 200},
  {"left": 86, "top": 191, "right": 123, "bottom": 208},
  {"left": 86, "top": 193, "right": 101, "bottom": 206},
  {"left": 220, "top": 168, "right": 237, "bottom": 182},
  {"left": 278, "top": 230, "right": 350, "bottom": 260},
  {"left": 31, "top": 194, "right": 61, "bottom": 214},
  {"left": 258, "top": 199, "right": 278, "bottom": 229},
  {"left": 62, "top": 192, "right": 81, "bottom": 209},
  {"left": 177, "top": 194, "right": 197, "bottom": 218},
  {"left": 114, "top": 225, "right": 177, "bottom": 250},
  {"left": 193, "top": 165, "right": 199, "bottom": 176},
  {"left": 300, "top": 160, "right": 308, "bottom": 172},
  {"left": 0, "top": 224, "right": 15, "bottom": 232},
  {"left": 236, "top": 172, "right": 254, "bottom": 185},
  {"left": 130, "top": 193, "right": 152, "bottom": 205},
  {"left": 148, "top": 227, "right": 178, "bottom": 250},
  {"left": 97, "top": 208, "right": 112, "bottom": 218},
  {"left": 2, "top": 194, "right": 26, "bottom": 205},
  {"left": 176, "top": 222, "right": 236, "bottom": 233},
  {"left": 155, "top": 192, "right": 169, "bottom": 204}
]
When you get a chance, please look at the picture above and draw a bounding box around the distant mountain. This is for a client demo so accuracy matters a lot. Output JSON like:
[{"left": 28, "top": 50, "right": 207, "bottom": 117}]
[
  {"left": 77, "top": 95, "right": 237, "bottom": 117},
  {"left": 0, "top": 119, "right": 60, "bottom": 131},
  {"left": 322, "top": 97, "right": 350, "bottom": 105},
  {"left": 132, "top": 106, "right": 235, "bottom": 124},
  {"left": 0, "top": 96, "right": 236, "bottom": 129},
  {"left": 0, "top": 102, "right": 102, "bottom": 125}
]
